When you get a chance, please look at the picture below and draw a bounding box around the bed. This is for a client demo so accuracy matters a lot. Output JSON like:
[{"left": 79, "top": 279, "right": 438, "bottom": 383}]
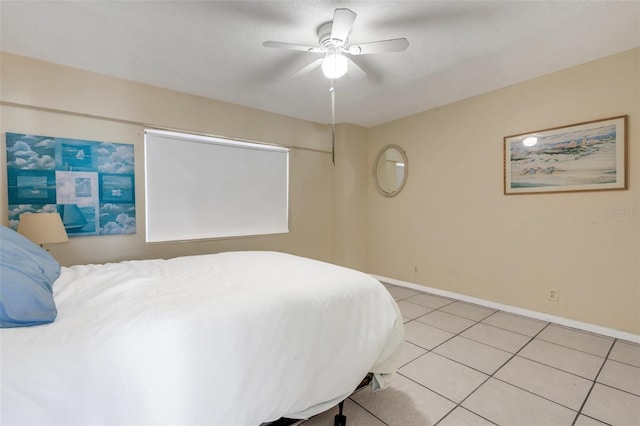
[{"left": 0, "top": 226, "right": 404, "bottom": 425}]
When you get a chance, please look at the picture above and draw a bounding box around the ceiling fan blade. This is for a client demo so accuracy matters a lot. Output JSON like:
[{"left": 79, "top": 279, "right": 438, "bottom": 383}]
[
  {"left": 346, "top": 58, "right": 367, "bottom": 79},
  {"left": 331, "top": 8, "right": 356, "bottom": 42},
  {"left": 263, "top": 41, "right": 323, "bottom": 53},
  {"left": 292, "top": 58, "right": 323, "bottom": 78},
  {"left": 347, "top": 38, "right": 409, "bottom": 55}
]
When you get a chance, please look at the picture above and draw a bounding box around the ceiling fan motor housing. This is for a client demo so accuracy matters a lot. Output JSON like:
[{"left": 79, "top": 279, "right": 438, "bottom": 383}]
[{"left": 318, "top": 22, "right": 346, "bottom": 49}]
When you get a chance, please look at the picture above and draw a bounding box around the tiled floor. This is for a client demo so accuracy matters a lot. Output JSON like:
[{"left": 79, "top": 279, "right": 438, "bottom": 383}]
[{"left": 299, "top": 284, "right": 640, "bottom": 426}]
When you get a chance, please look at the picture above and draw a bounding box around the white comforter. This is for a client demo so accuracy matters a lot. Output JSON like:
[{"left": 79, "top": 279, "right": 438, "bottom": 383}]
[{"left": 1, "top": 251, "right": 403, "bottom": 425}]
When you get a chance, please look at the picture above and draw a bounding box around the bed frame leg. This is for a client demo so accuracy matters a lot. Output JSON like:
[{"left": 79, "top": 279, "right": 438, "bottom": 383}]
[
  {"left": 334, "top": 401, "right": 346, "bottom": 426},
  {"left": 333, "top": 373, "right": 373, "bottom": 426}
]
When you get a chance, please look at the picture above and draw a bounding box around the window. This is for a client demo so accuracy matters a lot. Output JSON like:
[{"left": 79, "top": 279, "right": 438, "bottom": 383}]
[{"left": 144, "top": 129, "right": 289, "bottom": 243}]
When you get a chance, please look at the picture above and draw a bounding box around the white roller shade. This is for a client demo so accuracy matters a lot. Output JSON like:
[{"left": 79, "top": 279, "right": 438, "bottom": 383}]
[{"left": 144, "top": 129, "right": 289, "bottom": 243}]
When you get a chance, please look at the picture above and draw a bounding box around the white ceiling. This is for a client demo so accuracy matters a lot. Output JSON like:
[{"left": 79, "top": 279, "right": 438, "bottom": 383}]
[{"left": 1, "top": 1, "right": 639, "bottom": 127}]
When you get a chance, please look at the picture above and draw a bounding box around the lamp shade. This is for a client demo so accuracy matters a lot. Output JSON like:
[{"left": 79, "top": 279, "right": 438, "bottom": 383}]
[{"left": 17, "top": 213, "right": 69, "bottom": 245}]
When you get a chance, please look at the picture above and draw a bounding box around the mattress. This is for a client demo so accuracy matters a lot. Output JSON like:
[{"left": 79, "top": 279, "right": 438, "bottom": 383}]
[{"left": 1, "top": 251, "right": 403, "bottom": 425}]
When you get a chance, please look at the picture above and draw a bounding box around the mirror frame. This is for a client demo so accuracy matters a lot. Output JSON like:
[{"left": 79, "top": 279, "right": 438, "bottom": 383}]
[{"left": 373, "top": 144, "right": 408, "bottom": 197}]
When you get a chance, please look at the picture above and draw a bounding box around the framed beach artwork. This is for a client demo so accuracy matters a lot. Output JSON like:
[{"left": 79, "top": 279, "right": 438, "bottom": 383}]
[
  {"left": 504, "top": 116, "right": 627, "bottom": 195},
  {"left": 5, "top": 132, "right": 136, "bottom": 236}
]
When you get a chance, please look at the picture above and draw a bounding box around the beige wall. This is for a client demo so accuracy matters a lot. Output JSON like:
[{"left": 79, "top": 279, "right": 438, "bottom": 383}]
[
  {"left": 332, "top": 123, "right": 369, "bottom": 271},
  {"left": 2, "top": 49, "right": 638, "bottom": 334},
  {"left": 0, "top": 52, "right": 340, "bottom": 266},
  {"left": 367, "top": 48, "right": 639, "bottom": 334}
]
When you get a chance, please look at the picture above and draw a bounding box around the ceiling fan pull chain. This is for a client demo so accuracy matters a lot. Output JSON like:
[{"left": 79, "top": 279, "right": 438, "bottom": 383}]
[{"left": 330, "top": 80, "right": 336, "bottom": 165}]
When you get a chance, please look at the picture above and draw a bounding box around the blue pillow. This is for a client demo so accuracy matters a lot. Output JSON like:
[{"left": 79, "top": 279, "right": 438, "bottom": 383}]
[{"left": 0, "top": 225, "right": 60, "bottom": 327}]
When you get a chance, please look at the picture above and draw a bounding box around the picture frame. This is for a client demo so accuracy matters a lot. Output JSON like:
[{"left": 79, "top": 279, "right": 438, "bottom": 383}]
[
  {"left": 504, "top": 115, "right": 627, "bottom": 194},
  {"left": 6, "top": 132, "right": 136, "bottom": 235}
]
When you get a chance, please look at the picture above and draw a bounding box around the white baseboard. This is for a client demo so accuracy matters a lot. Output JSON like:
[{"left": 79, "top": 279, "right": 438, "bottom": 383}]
[{"left": 372, "top": 274, "right": 640, "bottom": 345}]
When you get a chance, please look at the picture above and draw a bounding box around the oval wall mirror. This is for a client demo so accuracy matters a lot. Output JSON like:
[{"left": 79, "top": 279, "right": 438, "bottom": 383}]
[{"left": 374, "top": 145, "right": 408, "bottom": 197}]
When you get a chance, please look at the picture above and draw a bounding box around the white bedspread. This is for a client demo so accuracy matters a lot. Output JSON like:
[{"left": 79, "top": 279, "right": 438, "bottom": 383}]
[{"left": 1, "top": 251, "right": 403, "bottom": 425}]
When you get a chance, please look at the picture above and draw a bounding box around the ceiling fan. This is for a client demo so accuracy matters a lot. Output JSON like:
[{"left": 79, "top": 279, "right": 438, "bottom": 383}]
[{"left": 263, "top": 8, "right": 409, "bottom": 79}]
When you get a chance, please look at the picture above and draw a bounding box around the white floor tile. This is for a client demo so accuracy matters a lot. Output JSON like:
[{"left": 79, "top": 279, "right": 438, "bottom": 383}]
[
  {"left": 398, "top": 341, "right": 428, "bottom": 368},
  {"left": 537, "top": 325, "right": 613, "bottom": 357},
  {"left": 440, "top": 301, "right": 496, "bottom": 321},
  {"left": 437, "top": 407, "right": 495, "bottom": 426},
  {"left": 351, "top": 374, "right": 456, "bottom": 426},
  {"left": 403, "top": 321, "right": 454, "bottom": 350},
  {"left": 365, "top": 286, "right": 639, "bottom": 426},
  {"left": 399, "top": 352, "right": 488, "bottom": 403},
  {"left": 494, "top": 355, "right": 592, "bottom": 410},
  {"left": 462, "top": 378, "right": 576, "bottom": 426},
  {"left": 396, "top": 300, "right": 433, "bottom": 320},
  {"left": 481, "top": 311, "right": 548, "bottom": 337},
  {"left": 609, "top": 340, "right": 640, "bottom": 368},
  {"left": 519, "top": 339, "right": 605, "bottom": 380},
  {"left": 433, "top": 336, "right": 512, "bottom": 374},
  {"left": 582, "top": 383, "right": 640, "bottom": 426},
  {"left": 416, "top": 310, "right": 476, "bottom": 334},
  {"left": 573, "top": 415, "right": 608, "bottom": 426},
  {"left": 597, "top": 359, "right": 640, "bottom": 396},
  {"left": 461, "top": 323, "right": 531, "bottom": 353},
  {"left": 385, "top": 286, "right": 420, "bottom": 301},
  {"left": 404, "top": 293, "right": 454, "bottom": 309}
]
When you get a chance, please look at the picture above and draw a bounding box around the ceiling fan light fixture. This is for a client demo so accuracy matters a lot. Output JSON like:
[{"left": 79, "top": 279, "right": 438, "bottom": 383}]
[{"left": 322, "top": 51, "right": 348, "bottom": 79}]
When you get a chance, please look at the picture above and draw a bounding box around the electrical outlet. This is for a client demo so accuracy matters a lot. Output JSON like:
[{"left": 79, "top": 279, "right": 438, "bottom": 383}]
[
  {"left": 413, "top": 266, "right": 418, "bottom": 273},
  {"left": 548, "top": 288, "right": 560, "bottom": 302}
]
